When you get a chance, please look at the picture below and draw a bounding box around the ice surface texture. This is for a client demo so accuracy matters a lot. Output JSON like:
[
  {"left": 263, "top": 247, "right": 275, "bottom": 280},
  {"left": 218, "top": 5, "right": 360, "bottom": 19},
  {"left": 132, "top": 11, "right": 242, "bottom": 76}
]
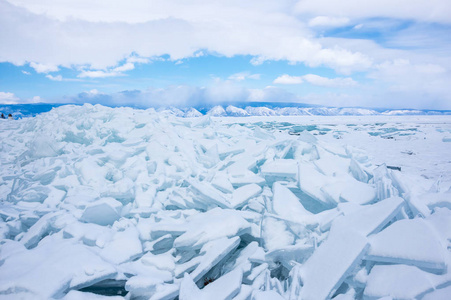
[{"left": 0, "top": 104, "right": 450, "bottom": 299}]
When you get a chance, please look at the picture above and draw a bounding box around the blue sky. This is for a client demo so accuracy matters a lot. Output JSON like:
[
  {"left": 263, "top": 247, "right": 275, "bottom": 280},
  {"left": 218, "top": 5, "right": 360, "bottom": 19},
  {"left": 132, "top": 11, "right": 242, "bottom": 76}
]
[{"left": 1, "top": 0, "right": 451, "bottom": 109}]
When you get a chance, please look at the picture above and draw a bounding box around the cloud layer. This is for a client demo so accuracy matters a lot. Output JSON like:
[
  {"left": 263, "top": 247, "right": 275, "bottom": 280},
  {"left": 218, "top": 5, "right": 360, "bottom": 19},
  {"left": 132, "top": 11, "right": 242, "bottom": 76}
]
[
  {"left": 1, "top": 0, "right": 451, "bottom": 109},
  {"left": 274, "top": 74, "right": 357, "bottom": 87},
  {"left": 0, "top": 0, "right": 371, "bottom": 73}
]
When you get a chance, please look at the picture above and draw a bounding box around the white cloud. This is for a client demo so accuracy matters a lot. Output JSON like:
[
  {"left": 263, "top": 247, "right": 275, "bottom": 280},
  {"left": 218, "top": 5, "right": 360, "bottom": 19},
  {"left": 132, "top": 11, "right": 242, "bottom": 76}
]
[
  {"left": 0, "top": 92, "right": 42, "bottom": 104},
  {"left": 69, "top": 82, "right": 299, "bottom": 108},
  {"left": 77, "top": 62, "right": 136, "bottom": 78},
  {"left": 113, "top": 62, "right": 135, "bottom": 72},
  {"left": 0, "top": 0, "right": 372, "bottom": 73},
  {"left": 302, "top": 74, "right": 357, "bottom": 87},
  {"left": 126, "top": 57, "right": 149, "bottom": 64},
  {"left": 308, "top": 16, "right": 350, "bottom": 27},
  {"left": 228, "top": 72, "right": 260, "bottom": 81},
  {"left": 31, "top": 96, "right": 41, "bottom": 103},
  {"left": 354, "top": 24, "right": 363, "bottom": 30},
  {"left": 85, "top": 89, "right": 100, "bottom": 96},
  {"left": 274, "top": 75, "right": 304, "bottom": 84},
  {"left": 29, "top": 62, "right": 59, "bottom": 73},
  {"left": 274, "top": 74, "right": 357, "bottom": 87},
  {"left": 295, "top": 0, "right": 451, "bottom": 24},
  {"left": 78, "top": 70, "right": 121, "bottom": 78},
  {"left": 46, "top": 74, "right": 63, "bottom": 81},
  {"left": 22, "top": 70, "right": 30, "bottom": 75},
  {"left": 0, "top": 91, "right": 20, "bottom": 104}
]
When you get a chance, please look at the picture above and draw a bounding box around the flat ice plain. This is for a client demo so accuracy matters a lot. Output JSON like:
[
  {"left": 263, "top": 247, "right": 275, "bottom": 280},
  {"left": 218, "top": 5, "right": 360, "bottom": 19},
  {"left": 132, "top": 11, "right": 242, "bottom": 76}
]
[{"left": 0, "top": 104, "right": 450, "bottom": 300}]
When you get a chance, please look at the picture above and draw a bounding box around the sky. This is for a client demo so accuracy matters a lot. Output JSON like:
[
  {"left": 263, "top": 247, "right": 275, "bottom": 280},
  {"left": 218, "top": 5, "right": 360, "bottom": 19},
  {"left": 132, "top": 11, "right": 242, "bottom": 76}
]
[{"left": 1, "top": 0, "right": 451, "bottom": 110}]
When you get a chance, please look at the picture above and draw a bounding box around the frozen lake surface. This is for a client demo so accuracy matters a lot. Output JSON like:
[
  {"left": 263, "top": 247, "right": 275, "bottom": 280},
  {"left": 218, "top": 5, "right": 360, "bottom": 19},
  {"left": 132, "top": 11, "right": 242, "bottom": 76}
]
[{"left": 0, "top": 105, "right": 450, "bottom": 299}]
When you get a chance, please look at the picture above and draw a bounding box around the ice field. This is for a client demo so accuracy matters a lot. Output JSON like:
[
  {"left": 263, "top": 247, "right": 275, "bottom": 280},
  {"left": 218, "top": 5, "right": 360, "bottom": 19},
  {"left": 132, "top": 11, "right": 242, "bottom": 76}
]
[{"left": 0, "top": 104, "right": 451, "bottom": 299}]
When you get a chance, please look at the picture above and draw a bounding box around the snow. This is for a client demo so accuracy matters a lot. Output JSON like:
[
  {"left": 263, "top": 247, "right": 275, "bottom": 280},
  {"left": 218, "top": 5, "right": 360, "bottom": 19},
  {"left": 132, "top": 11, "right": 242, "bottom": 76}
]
[
  {"left": 364, "top": 264, "right": 437, "bottom": 299},
  {"left": 367, "top": 218, "right": 447, "bottom": 271},
  {"left": 1, "top": 104, "right": 451, "bottom": 299}
]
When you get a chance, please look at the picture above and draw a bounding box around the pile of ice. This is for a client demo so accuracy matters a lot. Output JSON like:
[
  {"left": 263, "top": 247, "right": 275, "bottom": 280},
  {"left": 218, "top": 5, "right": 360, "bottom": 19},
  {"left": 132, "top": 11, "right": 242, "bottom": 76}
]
[{"left": 0, "top": 104, "right": 450, "bottom": 300}]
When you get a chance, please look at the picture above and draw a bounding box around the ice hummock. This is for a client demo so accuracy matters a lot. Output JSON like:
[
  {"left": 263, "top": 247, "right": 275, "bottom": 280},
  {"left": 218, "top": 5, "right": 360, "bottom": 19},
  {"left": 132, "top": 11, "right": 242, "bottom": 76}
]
[{"left": 0, "top": 104, "right": 450, "bottom": 299}]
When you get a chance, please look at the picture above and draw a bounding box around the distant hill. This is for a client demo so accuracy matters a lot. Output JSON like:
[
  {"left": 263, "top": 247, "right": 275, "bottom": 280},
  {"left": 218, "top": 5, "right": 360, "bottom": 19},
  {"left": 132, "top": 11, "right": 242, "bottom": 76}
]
[{"left": 1, "top": 102, "right": 450, "bottom": 119}]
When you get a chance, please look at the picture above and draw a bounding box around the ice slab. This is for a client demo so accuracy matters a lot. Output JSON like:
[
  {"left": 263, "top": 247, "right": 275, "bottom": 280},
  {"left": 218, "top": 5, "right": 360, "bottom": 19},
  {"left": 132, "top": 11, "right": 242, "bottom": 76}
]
[
  {"left": 233, "top": 284, "right": 253, "bottom": 300},
  {"left": 364, "top": 264, "right": 436, "bottom": 299},
  {"left": 298, "top": 163, "right": 330, "bottom": 205},
  {"left": 261, "top": 159, "right": 298, "bottom": 181},
  {"left": 173, "top": 208, "right": 251, "bottom": 249},
  {"left": 230, "top": 184, "right": 262, "bottom": 209},
  {"left": 80, "top": 197, "right": 122, "bottom": 226},
  {"left": 0, "top": 239, "right": 116, "bottom": 299},
  {"left": 333, "top": 196, "right": 405, "bottom": 236},
  {"left": 251, "top": 290, "right": 285, "bottom": 300},
  {"left": 179, "top": 268, "right": 243, "bottom": 300},
  {"left": 426, "top": 207, "right": 451, "bottom": 242},
  {"left": 272, "top": 182, "right": 314, "bottom": 222},
  {"left": 373, "top": 165, "right": 400, "bottom": 201},
  {"left": 226, "top": 154, "right": 260, "bottom": 177},
  {"left": 299, "top": 229, "right": 369, "bottom": 300},
  {"left": 229, "top": 172, "right": 266, "bottom": 187},
  {"left": 367, "top": 218, "right": 447, "bottom": 271},
  {"left": 141, "top": 251, "right": 176, "bottom": 272},
  {"left": 63, "top": 221, "right": 113, "bottom": 247},
  {"left": 125, "top": 272, "right": 172, "bottom": 297},
  {"left": 349, "top": 158, "right": 369, "bottom": 183},
  {"left": 313, "top": 152, "right": 350, "bottom": 177},
  {"left": 190, "top": 236, "right": 241, "bottom": 282},
  {"left": 100, "top": 226, "right": 142, "bottom": 264},
  {"left": 321, "top": 175, "right": 376, "bottom": 205},
  {"left": 265, "top": 243, "right": 314, "bottom": 269},
  {"left": 211, "top": 174, "right": 234, "bottom": 194},
  {"left": 422, "top": 285, "right": 451, "bottom": 300},
  {"left": 20, "top": 211, "right": 64, "bottom": 248},
  {"left": 63, "top": 290, "right": 123, "bottom": 300},
  {"left": 261, "top": 216, "right": 295, "bottom": 251},
  {"left": 188, "top": 179, "right": 231, "bottom": 208}
]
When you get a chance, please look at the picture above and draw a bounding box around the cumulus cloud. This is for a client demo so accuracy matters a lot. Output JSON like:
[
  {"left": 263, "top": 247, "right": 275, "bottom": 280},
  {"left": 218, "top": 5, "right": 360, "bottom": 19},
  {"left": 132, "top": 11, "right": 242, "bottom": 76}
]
[
  {"left": 46, "top": 74, "right": 63, "bottom": 81},
  {"left": 29, "top": 62, "right": 59, "bottom": 73},
  {"left": 78, "top": 70, "right": 122, "bottom": 78},
  {"left": 22, "top": 70, "right": 30, "bottom": 75},
  {"left": 295, "top": 0, "right": 451, "bottom": 24},
  {"left": 0, "top": 92, "right": 42, "bottom": 104},
  {"left": 113, "top": 62, "right": 135, "bottom": 72},
  {"left": 274, "top": 75, "right": 304, "bottom": 84},
  {"left": 302, "top": 74, "right": 357, "bottom": 87},
  {"left": 0, "top": 91, "right": 20, "bottom": 104},
  {"left": 274, "top": 74, "right": 357, "bottom": 87},
  {"left": 30, "top": 96, "right": 41, "bottom": 103},
  {"left": 77, "top": 61, "right": 141, "bottom": 78},
  {"left": 228, "top": 72, "right": 261, "bottom": 81},
  {"left": 126, "top": 56, "right": 150, "bottom": 64},
  {"left": 308, "top": 16, "right": 350, "bottom": 27}
]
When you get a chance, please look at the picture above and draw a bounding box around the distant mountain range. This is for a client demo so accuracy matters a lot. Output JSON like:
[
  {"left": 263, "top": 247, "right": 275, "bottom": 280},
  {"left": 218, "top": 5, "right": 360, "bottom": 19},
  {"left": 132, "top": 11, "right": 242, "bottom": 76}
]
[
  {"left": 158, "top": 104, "right": 451, "bottom": 117},
  {"left": 1, "top": 102, "right": 450, "bottom": 119}
]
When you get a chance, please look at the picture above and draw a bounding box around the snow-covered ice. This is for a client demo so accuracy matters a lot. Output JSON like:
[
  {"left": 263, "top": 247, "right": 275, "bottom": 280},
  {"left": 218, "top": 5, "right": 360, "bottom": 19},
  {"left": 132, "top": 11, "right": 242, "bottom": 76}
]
[{"left": 1, "top": 104, "right": 451, "bottom": 299}]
